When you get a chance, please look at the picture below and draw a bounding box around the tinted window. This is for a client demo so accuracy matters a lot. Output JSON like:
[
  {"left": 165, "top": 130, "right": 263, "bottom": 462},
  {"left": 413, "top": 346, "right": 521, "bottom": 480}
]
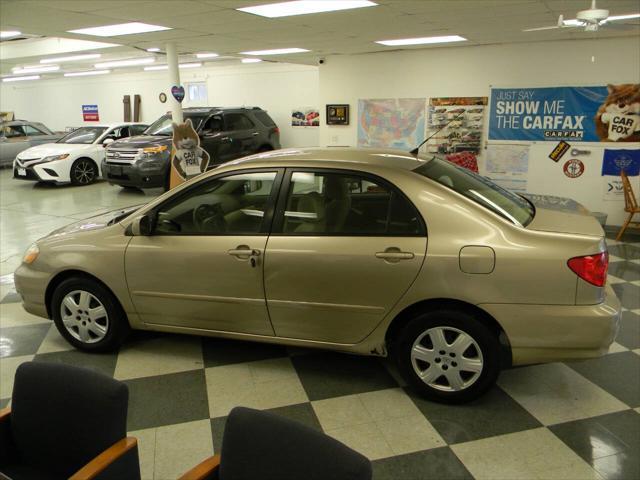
[
  {"left": 145, "top": 114, "right": 205, "bottom": 136},
  {"left": 130, "top": 125, "right": 148, "bottom": 135},
  {"left": 254, "top": 111, "right": 276, "bottom": 127},
  {"left": 154, "top": 171, "right": 277, "bottom": 235},
  {"left": 281, "top": 171, "right": 423, "bottom": 235},
  {"left": 2, "top": 125, "right": 25, "bottom": 138},
  {"left": 57, "top": 127, "right": 107, "bottom": 144},
  {"left": 203, "top": 115, "right": 223, "bottom": 133},
  {"left": 225, "top": 113, "right": 254, "bottom": 130},
  {"left": 414, "top": 157, "right": 534, "bottom": 226}
]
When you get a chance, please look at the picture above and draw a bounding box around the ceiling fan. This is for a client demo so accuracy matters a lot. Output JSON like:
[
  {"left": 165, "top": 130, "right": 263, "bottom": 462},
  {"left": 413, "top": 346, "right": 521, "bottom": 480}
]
[{"left": 524, "top": 0, "right": 640, "bottom": 32}]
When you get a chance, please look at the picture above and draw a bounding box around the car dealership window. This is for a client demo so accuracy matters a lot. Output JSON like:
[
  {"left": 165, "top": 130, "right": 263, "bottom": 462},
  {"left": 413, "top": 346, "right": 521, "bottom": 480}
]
[
  {"left": 282, "top": 171, "right": 423, "bottom": 236},
  {"left": 154, "top": 171, "right": 278, "bottom": 235},
  {"left": 186, "top": 82, "right": 208, "bottom": 106}
]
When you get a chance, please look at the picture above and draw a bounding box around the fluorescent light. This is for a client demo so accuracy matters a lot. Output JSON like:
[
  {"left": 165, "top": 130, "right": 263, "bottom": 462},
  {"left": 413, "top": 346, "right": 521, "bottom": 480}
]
[
  {"left": 40, "top": 54, "right": 101, "bottom": 64},
  {"left": 240, "top": 48, "right": 309, "bottom": 55},
  {"left": 196, "top": 52, "right": 219, "bottom": 59},
  {"left": 375, "top": 35, "right": 467, "bottom": 46},
  {"left": 146, "top": 47, "right": 161, "bottom": 52},
  {"left": 95, "top": 57, "right": 155, "bottom": 68},
  {"left": 3, "top": 75, "right": 40, "bottom": 82},
  {"left": 242, "top": 58, "right": 262, "bottom": 63},
  {"left": 608, "top": 13, "right": 640, "bottom": 21},
  {"left": 238, "top": 0, "right": 377, "bottom": 18},
  {"left": 64, "top": 70, "right": 111, "bottom": 77},
  {"left": 68, "top": 22, "right": 171, "bottom": 37},
  {"left": 0, "top": 31, "right": 21, "bottom": 39},
  {"left": 144, "top": 62, "right": 202, "bottom": 71},
  {"left": 12, "top": 65, "right": 59, "bottom": 74}
]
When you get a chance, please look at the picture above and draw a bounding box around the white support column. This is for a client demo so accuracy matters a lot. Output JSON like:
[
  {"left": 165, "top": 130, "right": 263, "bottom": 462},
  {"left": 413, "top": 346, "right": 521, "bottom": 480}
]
[{"left": 166, "top": 42, "right": 183, "bottom": 123}]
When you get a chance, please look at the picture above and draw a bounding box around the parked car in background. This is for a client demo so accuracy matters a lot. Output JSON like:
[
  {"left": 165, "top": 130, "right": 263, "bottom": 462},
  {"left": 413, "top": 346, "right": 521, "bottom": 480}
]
[
  {"left": 13, "top": 123, "right": 147, "bottom": 186},
  {"left": 102, "top": 107, "right": 281, "bottom": 191},
  {"left": 0, "top": 120, "right": 63, "bottom": 166},
  {"left": 15, "top": 148, "right": 619, "bottom": 403}
]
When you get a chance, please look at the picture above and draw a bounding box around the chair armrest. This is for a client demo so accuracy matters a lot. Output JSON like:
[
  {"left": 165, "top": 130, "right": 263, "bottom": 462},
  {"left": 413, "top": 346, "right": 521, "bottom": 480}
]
[
  {"left": 178, "top": 455, "right": 221, "bottom": 480},
  {"left": 0, "top": 408, "right": 17, "bottom": 466},
  {"left": 69, "top": 437, "right": 139, "bottom": 480}
]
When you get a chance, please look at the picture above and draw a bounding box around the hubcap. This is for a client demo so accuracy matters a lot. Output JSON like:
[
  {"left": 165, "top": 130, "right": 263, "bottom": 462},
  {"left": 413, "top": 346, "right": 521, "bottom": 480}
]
[
  {"left": 60, "top": 290, "right": 109, "bottom": 344},
  {"left": 410, "top": 326, "right": 483, "bottom": 392},
  {"left": 74, "top": 161, "right": 95, "bottom": 184}
]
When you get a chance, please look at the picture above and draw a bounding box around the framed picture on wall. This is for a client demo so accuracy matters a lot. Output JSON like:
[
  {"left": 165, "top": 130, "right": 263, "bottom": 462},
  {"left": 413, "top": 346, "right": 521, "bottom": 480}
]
[{"left": 326, "top": 104, "right": 349, "bottom": 125}]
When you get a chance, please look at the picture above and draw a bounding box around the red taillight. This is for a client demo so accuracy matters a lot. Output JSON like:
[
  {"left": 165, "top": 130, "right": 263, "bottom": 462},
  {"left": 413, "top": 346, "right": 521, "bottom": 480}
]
[
  {"left": 567, "top": 252, "right": 608, "bottom": 287},
  {"left": 272, "top": 127, "right": 280, "bottom": 135}
]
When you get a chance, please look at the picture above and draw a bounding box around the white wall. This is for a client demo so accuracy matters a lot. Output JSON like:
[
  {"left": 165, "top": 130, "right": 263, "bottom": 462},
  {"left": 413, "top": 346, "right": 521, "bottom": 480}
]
[
  {"left": 0, "top": 62, "right": 320, "bottom": 148},
  {"left": 318, "top": 37, "right": 640, "bottom": 225}
]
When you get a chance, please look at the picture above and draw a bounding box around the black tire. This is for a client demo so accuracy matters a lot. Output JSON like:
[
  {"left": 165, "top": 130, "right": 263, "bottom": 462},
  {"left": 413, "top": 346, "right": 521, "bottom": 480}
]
[
  {"left": 51, "top": 276, "right": 130, "bottom": 352},
  {"left": 70, "top": 158, "right": 98, "bottom": 186},
  {"left": 394, "top": 308, "right": 500, "bottom": 404}
]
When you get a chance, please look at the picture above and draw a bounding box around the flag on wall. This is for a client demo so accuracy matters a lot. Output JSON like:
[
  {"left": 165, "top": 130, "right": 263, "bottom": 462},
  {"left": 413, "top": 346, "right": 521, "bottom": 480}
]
[{"left": 601, "top": 149, "right": 640, "bottom": 176}]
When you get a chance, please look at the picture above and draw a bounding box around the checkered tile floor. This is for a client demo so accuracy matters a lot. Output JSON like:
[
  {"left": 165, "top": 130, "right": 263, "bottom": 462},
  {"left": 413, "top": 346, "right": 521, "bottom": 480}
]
[{"left": 1, "top": 228, "right": 639, "bottom": 480}]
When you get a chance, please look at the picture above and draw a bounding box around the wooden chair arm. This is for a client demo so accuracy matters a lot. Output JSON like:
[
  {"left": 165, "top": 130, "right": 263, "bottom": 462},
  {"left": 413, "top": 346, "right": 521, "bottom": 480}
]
[
  {"left": 178, "top": 454, "right": 221, "bottom": 480},
  {"left": 0, "top": 408, "right": 10, "bottom": 422},
  {"left": 69, "top": 437, "right": 138, "bottom": 480}
]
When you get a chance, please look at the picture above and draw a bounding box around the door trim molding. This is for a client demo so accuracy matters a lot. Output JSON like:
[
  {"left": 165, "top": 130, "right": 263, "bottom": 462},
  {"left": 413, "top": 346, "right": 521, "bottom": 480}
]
[
  {"left": 132, "top": 290, "right": 265, "bottom": 306},
  {"left": 267, "top": 298, "right": 385, "bottom": 314}
]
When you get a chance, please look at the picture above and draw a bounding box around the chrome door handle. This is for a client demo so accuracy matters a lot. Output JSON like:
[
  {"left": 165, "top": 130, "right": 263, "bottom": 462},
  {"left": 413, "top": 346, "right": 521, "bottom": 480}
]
[
  {"left": 252, "top": 132, "right": 259, "bottom": 136},
  {"left": 375, "top": 251, "right": 414, "bottom": 260},
  {"left": 228, "top": 248, "right": 260, "bottom": 257},
  {"left": 221, "top": 136, "right": 231, "bottom": 142}
]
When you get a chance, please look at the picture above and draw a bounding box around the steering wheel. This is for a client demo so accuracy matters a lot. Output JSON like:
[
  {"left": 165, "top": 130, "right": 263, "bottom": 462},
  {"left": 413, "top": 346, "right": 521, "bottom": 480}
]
[{"left": 193, "top": 203, "right": 226, "bottom": 233}]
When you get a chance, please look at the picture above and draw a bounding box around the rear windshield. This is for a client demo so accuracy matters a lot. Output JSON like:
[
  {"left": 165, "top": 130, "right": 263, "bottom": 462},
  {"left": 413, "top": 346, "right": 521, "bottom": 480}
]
[
  {"left": 144, "top": 114, "right": 205, "bottom": 136},
  {"left": 414, "top": 157, "right": 535, "bottom": 227}
]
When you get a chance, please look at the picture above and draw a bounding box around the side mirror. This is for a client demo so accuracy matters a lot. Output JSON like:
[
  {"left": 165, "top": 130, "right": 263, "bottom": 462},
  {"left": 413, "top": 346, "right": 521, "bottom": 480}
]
[
  {"left": 130, "top": 214, "right": 154, "bottom": 236},
  {"left": 103, "top": 138, "right": 115, "bottom": 146}
]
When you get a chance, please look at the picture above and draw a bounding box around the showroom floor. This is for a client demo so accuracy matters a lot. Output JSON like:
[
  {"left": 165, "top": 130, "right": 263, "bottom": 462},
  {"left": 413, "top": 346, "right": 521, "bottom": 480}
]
[{"left": 0, "top": 168, "right": 639, "bottom": 480}]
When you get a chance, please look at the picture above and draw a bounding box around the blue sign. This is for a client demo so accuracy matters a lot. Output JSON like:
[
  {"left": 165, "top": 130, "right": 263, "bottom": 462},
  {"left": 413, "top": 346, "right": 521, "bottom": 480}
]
[
  {"left": 602, "top": 149, "right": 640, "bottom": 176},
  {"left": 82, "top": 104, "right": 99, "bottom": 121},
  {"left": 489, "top": 86, "right": 609, "bottom": 142}
]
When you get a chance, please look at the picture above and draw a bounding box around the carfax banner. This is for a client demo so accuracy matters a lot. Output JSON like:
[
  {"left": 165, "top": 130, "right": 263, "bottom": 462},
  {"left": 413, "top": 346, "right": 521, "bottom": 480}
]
[{"left": 489, "top": 84, "right": 640, "bottom": 142}]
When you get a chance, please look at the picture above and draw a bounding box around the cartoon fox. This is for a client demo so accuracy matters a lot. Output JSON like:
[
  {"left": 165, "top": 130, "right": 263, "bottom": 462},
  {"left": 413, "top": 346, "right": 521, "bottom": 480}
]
[
  {"left": 172, "top": 118, "right": 209, "bottom": 180},
  {"left": 595, "top": 84, "right": 640, "bottom": 142}
]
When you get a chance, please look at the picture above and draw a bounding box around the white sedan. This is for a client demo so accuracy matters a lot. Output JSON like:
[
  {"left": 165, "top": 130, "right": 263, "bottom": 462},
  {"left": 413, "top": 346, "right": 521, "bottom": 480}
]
[{"left": 13, "top": 123, "right": 148, "bottom": 186}]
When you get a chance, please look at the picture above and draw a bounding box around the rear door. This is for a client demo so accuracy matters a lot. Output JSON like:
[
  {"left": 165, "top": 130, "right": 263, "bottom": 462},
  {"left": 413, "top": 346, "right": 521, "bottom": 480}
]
[{"left": 264, "top": 169, "right": 427, "bottom": 344}]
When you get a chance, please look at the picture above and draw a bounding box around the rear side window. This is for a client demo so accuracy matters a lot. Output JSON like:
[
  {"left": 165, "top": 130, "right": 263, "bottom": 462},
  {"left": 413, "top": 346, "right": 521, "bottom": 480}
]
[
  {"left": 280, "top": 171, "right": 424, "bottom": 236},
  {"left": 225, "top": 113, "right": 254, "bottom": 130},
  {"left": 414, "top": 157, "right": 534, "bottom": 226},
  {"left": 254, "top": 111, "right": 276, "bottom": 127}
]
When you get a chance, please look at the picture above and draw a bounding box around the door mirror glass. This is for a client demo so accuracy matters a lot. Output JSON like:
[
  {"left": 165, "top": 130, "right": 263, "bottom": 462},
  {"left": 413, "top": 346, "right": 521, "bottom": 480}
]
[{"left": 130, "top": 214, "right": 155, "bottom": 236}]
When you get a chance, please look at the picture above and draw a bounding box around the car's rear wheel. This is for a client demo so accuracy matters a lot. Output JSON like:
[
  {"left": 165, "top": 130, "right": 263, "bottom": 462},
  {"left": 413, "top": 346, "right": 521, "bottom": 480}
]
[
  {"left": 51, "top": 277, "right": 130, "bottom": 352},
  {"left": 394, "top": 308, "right": 500, "bottom": 403},
  {"left": 70, "top": 158, "right": 98, "bottom": 186}
]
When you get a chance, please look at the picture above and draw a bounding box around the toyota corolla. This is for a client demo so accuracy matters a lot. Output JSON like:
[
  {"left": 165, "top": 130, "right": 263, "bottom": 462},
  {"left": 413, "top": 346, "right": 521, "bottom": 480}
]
[{"left": 14, "top": 148, "right": 620, "bottom": 403}]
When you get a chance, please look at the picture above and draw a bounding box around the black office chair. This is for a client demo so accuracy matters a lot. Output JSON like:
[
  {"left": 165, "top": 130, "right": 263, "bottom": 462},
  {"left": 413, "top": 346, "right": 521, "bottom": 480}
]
[
  {"left": 0, "top": 362, "right": 140, "bottom": 480},
  {"left": 180, "top": 407, "right": 372, "bottom": 480}
]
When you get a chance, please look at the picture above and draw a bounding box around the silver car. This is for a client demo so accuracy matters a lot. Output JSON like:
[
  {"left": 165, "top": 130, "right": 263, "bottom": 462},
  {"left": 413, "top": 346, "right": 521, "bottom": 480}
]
[{"left": 0, "top": 121, "right": 63, "bottom": 166}]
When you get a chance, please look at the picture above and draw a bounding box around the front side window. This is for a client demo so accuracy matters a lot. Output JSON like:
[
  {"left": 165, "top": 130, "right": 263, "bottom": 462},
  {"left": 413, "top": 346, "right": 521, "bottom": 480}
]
[
  {"left": 57, "top": 127, "right": 108, "bottom": 144},
  {"left": 23, "top": 125, "right": 46, "bottom": 136},
  {"left": 281, "top": 171, "right": 423, "bottom": 236},
  {"left": 414, "top": 157, "right": 534, "bottom": 226},
  {"left": 3, "top": 125, "right": 25, "bottom": 138},
  {"left": 154, "top": 171, "right": 278, "bottom": 235}
]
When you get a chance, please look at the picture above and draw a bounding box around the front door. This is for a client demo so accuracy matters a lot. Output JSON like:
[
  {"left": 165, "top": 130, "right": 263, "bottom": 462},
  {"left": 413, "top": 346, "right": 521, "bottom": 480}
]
[
  {"left": 224, "top": 113, "right": 259, "bottom": 158},
  {"left": 264, "top": 169, "right": 427, "bottom": 344},
  {"left": 199, "top": 115, "right": 234, "bottom": 166},
  {"left": 125, "top": 169, "right": 282, "bottom": 335}
]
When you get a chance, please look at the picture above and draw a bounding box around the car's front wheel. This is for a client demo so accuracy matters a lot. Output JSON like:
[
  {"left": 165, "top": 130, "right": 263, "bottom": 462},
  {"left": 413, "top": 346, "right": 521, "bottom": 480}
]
[
  {"left": 51, "top": 276, "right": 130, "bottom": 352},
  {"left": 70, "top": 158, "right": 98, "bottom": 186},
  {"left": 394, "top": 308, "right": 501, "bottom": 403}
]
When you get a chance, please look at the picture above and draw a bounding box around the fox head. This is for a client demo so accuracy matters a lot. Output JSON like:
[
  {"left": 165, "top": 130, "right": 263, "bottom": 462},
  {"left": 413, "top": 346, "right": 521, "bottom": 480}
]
[
  {"left": 172, "top": 118, "right": 199, "bottom": 150},
  {"left": 602, "top": 84, "right": 640, "bottom": 115}
]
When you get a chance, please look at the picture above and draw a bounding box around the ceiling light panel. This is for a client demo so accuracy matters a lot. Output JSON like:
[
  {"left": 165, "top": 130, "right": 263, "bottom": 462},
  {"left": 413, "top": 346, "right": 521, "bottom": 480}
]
[
  {"left": 68, "top": 22, "right": 171, "bottom": 37},
  {"left": 0, "top": 31, "right": 21, "bottom": 39},
  {"left": 12, "top": 65, "right": 60, "bottom": 74},
  {"left": 375, "top": 35, "right": 467, "bottom": 46},
  {"left": 144, "top": 62, "right": 202, "bottom": 71},
  {"left": 237, "top": 0, "right": 377, "bottom": 18},
  {"left": 95, "top": 57, "right": 155, "bottom": 68},
  {"left": 146, "top": 48, "right": 161, "bottom": 52},
  {"left": 40, "top": 54, "right": 101, "bottom": 64},
  {"left": 64, "top": 70, "right": 111, "bottom": 77},
  {"left": 3, "top": 75, "right": 40, "bottom": 82},
  {"left": 240, "top": 48, "right": 309, "bottom": 55},
  {"left": 196, "top": 53, "right": 219, "bottom": 59},
  {"left": 242, "top": 58, "right": 262, "bottom": 63}
]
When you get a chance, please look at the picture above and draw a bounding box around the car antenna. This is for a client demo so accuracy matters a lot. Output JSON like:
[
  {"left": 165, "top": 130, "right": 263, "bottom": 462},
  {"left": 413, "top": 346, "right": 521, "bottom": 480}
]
[{"left": 410, "top": 111, "right": 466, "bottom": 157}]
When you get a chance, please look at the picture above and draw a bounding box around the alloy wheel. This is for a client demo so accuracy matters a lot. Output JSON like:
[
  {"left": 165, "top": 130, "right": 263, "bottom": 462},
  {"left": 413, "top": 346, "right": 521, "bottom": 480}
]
[
  {"left": 60, "top": 290, "right": 109, "bottom": 344},
  {"left": 410, "top": 326, "right": 484, "bottom": 392},
  {"left": 73, "top": 160, "right": 96, "bottom": 185}
]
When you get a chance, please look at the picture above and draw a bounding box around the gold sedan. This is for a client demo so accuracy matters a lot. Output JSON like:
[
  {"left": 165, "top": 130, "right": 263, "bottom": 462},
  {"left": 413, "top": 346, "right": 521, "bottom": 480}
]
[{"left": 14, "top": 148, "right": 620, "bottom": 403}]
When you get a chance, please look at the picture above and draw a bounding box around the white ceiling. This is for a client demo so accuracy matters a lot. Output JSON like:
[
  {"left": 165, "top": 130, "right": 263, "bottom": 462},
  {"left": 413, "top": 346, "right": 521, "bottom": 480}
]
[{"left": 1, "top": 0, "right": 639, "bottom": 75}]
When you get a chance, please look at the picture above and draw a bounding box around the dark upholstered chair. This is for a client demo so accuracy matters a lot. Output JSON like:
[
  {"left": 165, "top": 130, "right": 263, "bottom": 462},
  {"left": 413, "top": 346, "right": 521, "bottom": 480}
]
[
  {"left": 179, "top": 407, "right": 372, "bottom": 480},
  {"left": 0, "top": 362, "right": 140, "bottom": 480}
]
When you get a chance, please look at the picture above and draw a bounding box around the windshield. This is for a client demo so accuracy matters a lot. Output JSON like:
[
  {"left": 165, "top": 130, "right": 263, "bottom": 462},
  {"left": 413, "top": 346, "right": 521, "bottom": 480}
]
[
  {"left": 144, "top": 114, "right": 205, "bottom": 136},
  {"left": 414, "top": 156, "right": 535, "bottom": 227},
  {"left": 57, "top": 127, "right": 107, "bottom": 144}
]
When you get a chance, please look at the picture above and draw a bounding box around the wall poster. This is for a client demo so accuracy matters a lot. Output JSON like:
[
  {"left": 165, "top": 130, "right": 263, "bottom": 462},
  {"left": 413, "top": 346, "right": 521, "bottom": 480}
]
[
  {"left": 425, "top": 97, "right": 487, "bottom": 155},
  {"left": 602, "top": 149, "right": 640, "bottom": 201},
  {"left": 292, "top": 108, "right": 320, "bottom": 127},
  {"left": 484, "top": 144, "right": 530, "bottom": 193},
  {"left": 82, "top": 104, "right": 99, "bottom": 122},
  {"left": 489, "top": 84, "right": 640, "bottom": 142},
  {"left": 357, "top": 98, "right": 425, "bottom": 150}
]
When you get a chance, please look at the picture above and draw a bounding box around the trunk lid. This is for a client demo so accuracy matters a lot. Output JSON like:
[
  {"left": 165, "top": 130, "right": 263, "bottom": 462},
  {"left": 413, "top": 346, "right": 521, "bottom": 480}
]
[{"left": 524, "top": 195, "right": 603, "bottom": 237}]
